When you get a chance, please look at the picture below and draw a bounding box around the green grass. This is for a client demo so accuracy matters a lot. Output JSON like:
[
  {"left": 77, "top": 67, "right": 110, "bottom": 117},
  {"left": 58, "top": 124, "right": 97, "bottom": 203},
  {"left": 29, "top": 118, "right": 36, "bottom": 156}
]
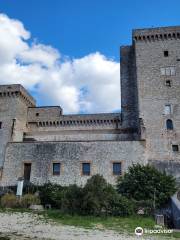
[
  {"left": 45, "top": 209, "right": 154, "bottom": 233},
  {"left": 1, "top": 208, "right": 180, "bottom": 239},
  {"left": 44, "top": 210, "right": 180, "bottom": 239}
]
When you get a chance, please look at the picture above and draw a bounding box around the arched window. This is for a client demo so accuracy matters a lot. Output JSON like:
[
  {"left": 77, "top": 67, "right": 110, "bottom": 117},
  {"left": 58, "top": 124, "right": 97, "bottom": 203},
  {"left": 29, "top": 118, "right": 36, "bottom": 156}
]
[{"left": 166, "top": 119, "right": 173, "bottom": 130}]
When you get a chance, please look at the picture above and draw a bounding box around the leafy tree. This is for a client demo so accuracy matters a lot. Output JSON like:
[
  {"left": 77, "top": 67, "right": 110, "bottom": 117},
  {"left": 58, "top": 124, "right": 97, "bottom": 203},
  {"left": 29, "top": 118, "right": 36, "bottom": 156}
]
[{"left": 117, "top": 164, "right": 177, "bottom": 208}]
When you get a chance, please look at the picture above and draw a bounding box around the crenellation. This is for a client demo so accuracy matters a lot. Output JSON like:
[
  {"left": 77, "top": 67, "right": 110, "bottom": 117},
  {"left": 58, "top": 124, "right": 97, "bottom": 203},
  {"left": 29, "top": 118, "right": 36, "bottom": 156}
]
[{"left": 133, "top": 26, "right": 180, "bottom": 43}]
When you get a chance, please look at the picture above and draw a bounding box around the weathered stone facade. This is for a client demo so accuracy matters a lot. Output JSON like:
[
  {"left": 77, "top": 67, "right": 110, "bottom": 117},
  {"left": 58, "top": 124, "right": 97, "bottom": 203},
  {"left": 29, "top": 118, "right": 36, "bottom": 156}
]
[{"left": 0, "top": 26, "right": 180, "bottom": 186}]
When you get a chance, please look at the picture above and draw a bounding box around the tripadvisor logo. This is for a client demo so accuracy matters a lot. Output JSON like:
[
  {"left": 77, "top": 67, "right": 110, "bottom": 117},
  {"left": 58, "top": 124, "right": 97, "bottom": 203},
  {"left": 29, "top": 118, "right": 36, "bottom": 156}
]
[{"left": 135, "top": 227, "right": 143, "bottom": 236}]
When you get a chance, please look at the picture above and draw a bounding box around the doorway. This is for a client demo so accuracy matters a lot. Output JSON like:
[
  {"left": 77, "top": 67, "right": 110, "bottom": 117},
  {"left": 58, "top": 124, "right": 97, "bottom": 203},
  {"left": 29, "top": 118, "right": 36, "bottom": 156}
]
[{"left": 24, "top": 163, "right": 31, "bottom": 181}]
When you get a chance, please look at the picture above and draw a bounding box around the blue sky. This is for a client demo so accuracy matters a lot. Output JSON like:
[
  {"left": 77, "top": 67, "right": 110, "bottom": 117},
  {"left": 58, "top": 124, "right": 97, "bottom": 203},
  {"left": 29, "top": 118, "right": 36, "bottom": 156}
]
[
  {"left": 1, "top": 0, "right": 180, "bottom": 60},
  {"left": 0, "top": 0, "right": 180, "bottom": 113}
]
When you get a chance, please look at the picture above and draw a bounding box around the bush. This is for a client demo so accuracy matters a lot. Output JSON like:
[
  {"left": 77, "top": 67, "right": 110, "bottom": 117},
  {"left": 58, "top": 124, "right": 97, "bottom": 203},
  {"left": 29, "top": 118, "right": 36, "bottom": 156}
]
[
  {"left": 117, "top": 164, "right": 177, "bottom": 208},
  {"left": 20, "top": 194, "right": 41, "bottom": 208},
  {"left": 61, "top": 185, "right": 83, "bottom": 215},
  {"left": 81, "top": 174, "right": 133, "bottom": 216},
  {"left": 110, "top": 195, "right": 135, "bottom": 216},
  {"left": 39, "top": 182, "right": 66, "bottom": 208},
  {"left": 1, "top": 193, "right": 18, "bottom": 208}
]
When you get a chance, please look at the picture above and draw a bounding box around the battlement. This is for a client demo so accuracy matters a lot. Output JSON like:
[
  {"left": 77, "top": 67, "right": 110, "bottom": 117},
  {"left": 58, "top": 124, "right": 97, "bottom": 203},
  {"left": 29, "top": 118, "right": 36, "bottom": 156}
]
[
  {"left": 133, "top": 25, "right": 180, "bottom": 42},
  {"left": 0, "top": 84, "right": 36, "bottom": 107},
  {"left": 31, "top": 112, "right": 122, "bottom": 128}
]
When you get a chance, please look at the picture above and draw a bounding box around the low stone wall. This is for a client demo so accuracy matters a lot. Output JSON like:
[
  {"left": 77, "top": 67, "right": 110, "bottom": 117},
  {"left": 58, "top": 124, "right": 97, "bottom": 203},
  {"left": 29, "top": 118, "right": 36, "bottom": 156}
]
[{"left": 1, "top": 140, "right": 146, "bottom": 187}]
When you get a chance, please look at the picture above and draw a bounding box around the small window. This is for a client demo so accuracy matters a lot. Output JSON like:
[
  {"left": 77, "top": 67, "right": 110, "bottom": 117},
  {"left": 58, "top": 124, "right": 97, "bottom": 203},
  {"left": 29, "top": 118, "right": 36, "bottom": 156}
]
[
  {"left": 164, "top": 105, "right": 171, "bottom": 115},
  {"left": 82, "top": 163, "right": 91, "bottom": 176},
  {"left": 165, "top": 80, "right": 171, "bottom": 87},
  {"left": 53, "top": 163, "right": 61, "bottom": 175},
  {"left": 164, "top": 51, "right": 169, "bottom": 57},
  {"left": 166, "top": 119, "right": 173, "bottom": 130},
  {"left": 113, "top": 162, "right": 122, "bottom": 175},
  {"left": 36, "top": 113, "right": 39, "bottom": 117},
  {"left": 0, "top": 122, "right": 2, "bottom": 129},
  {"left": 172, "top": 145, "right": 179, "bottom": 152}
]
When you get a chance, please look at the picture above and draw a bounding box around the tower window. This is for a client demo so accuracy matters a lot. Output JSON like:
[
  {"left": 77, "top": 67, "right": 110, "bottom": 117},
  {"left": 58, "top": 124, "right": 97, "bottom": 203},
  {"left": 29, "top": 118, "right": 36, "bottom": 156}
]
[
  {"left": 53, "top": 163, "right": 61, "bottom": 175},
  {"left": 172, "top": 145, "right": 179, "bottom": 152},
  {"left": 160, "top": 67, "right": 175, "bottom": 76},
  {"left": 82, "top": 162, "right": 91, "bottom": 176},
  {"left": 164, "top": 105, "right": 172, "bottom": 115},
  {"left": 165, "top": 80, "right": 171, "bottom": 87},
  {"left": 36, "top": 113, "right": 39, "bottom": 117},
  {"left": 164, "top": 51, "right": 169, "bottom": 57},
  {"left": 113, "top": 162, "right": 122, "bottom": 175},
  {"left": 166, "top": 119, "right": 174, "bottom": 130},
  {"left": 0, "top": 122, "right": 2, "bottom": 129}
]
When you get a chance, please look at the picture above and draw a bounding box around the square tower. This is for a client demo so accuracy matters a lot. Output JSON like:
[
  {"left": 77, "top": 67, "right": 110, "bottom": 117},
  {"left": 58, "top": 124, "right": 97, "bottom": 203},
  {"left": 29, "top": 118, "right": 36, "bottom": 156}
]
[
  {"left": 132, "top": 26, "right": 180, "bottom": 162},
  {"left": 0, "top": 85, "right": 36, "bottom": 168}
]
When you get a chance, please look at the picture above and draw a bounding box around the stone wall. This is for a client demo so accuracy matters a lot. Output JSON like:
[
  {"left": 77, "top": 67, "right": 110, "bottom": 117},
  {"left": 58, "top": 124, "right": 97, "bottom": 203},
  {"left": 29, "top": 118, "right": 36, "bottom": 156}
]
[{"left": 1, "top": 140, "right": 146, "bottom": 186}]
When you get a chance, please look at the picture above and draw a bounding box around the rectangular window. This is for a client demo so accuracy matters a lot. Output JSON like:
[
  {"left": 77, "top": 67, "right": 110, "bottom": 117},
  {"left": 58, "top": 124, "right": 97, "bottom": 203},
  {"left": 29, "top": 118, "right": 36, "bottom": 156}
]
[
  {"left": 53, "top": 163, "right": 61, "bottom": 175},
  {"left": 172, "top": 145, "right": 179, "bottom": 152},
  {"left": 82, "top": 163, "right": 91, "bottom": 176},
  {"left": 164, "top": 104, "right": 171, "bottom": 115},
  {"left": 113, "top": 162, "right": 122, "bottom": 175},
  {"left": 160, "top": 67, "right": 176, "bottom": 76},
  {"left": 161, "top": 68, "right": 165, "bottom": 75},
  {"left": 0, "top": 122, "right": 2, "bottom": 129},
  {"left": 164, "top": 51, "right": 169, "bottom": 57}
]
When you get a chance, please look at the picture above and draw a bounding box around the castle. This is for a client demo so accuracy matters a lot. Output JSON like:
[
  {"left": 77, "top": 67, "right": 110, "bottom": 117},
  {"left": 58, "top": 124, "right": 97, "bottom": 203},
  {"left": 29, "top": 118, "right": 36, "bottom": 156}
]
[{"left": 0, "top": 26, "right": 180, "bottom": 187}]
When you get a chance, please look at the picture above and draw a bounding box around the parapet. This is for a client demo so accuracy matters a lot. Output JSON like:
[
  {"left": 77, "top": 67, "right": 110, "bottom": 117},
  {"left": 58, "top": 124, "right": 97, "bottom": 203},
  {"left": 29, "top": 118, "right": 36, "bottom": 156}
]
[
  {"left": 133, "top": 25, "right": 180, "bottom": 42},
  {"left": 28, "top": 106, "right": 63, "bottom": 121},
  {"left": 0, "top": 84, "right": 36, "bottom": 107}
]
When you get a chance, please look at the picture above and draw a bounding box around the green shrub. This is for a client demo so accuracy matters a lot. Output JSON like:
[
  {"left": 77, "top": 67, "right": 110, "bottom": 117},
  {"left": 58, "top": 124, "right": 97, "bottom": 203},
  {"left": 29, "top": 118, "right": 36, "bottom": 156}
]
[
  {"left": 61, "top": 185, "right": 83, "bottom": 214},
  {"left": 110, "top": 195, "right": 135, "bottom": 216},
  {"left": 117, "top": 164, "right": 177, "bottom": 208},
  {"left": 1, "top": 193, "right": 18, "bottom": 208},
  {"left": 39, "top": 182, "right": 67, "bottom": 208},
  {"left": 81, "top": 174, "right": 129, "bottom": 216},
  {"left": 20, "top": 194, "right": 41, "bottom": 208}
]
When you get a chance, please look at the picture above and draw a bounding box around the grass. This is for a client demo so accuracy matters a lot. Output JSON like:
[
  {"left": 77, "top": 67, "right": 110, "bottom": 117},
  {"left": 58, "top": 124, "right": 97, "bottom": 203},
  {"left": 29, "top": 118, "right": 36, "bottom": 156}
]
[
  {"left": 44, "top": 210, "right": 180, "bottom": 239},
  {"left": 1, "top": 208, "right": 180, "bottom": 239},
  {"left": 44, "top": 209, "right": 154, "bottom": 232}
]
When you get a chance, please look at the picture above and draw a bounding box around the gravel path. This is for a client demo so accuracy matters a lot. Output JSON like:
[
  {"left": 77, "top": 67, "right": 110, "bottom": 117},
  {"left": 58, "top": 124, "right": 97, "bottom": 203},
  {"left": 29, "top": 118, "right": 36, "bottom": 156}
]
[{"left": 0, "top": 212, "right": 170, "bottom": 240}]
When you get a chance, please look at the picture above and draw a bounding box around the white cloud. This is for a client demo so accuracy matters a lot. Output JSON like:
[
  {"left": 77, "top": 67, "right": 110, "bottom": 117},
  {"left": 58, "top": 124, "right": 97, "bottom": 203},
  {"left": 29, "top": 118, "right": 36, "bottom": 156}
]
[{"left": 0, "top": 14, "right": 120, "bottom": 114}]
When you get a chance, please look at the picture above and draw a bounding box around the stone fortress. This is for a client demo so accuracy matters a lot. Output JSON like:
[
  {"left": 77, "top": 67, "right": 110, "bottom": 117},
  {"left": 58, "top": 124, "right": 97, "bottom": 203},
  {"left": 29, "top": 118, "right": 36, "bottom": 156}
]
[{"left": 0, "top": 25, "right": 180, "bottom": 187}]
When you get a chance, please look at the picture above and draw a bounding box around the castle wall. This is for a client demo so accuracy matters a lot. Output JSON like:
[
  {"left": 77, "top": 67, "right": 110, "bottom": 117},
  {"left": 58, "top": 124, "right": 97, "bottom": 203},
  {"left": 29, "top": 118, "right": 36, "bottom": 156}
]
[
  {"left": 1, "top": 140, "right": 146, "bottom": 186},
  {"left": 25, "top": 112, "right": 136, "bottom": 141}
]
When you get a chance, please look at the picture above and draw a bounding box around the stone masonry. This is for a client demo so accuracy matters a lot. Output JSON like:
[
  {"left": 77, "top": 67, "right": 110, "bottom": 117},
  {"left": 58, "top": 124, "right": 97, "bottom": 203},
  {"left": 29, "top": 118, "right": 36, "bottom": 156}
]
[{"left": 0, "top": 26, "right": 180, "bottom": 186}]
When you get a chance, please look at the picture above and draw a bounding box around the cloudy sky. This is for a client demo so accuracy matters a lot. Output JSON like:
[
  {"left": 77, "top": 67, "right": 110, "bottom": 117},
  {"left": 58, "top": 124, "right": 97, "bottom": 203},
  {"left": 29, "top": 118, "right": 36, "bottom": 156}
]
[
  {"left": 0, "top": 13, "right": 120, "bottom": 113},
  {"left": 0, "top": 0, "right": 180, "bottom": 113}
]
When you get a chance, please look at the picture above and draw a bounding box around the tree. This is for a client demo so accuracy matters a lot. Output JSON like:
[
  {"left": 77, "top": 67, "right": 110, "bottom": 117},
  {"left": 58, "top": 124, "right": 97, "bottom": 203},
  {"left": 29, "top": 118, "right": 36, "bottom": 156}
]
[{"left": 117, "top": 164, "right": 177, "bottom": 208}]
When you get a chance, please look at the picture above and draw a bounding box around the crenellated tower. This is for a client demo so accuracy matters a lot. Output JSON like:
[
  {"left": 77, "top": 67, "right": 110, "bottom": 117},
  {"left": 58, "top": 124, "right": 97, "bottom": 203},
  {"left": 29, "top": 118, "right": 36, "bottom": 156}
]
[
  {"left": 121, "top": 26, "right": 180, "bottom": 165},
  {"left": 0, "top": 85, "right": 36, "bottom": 168}
]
